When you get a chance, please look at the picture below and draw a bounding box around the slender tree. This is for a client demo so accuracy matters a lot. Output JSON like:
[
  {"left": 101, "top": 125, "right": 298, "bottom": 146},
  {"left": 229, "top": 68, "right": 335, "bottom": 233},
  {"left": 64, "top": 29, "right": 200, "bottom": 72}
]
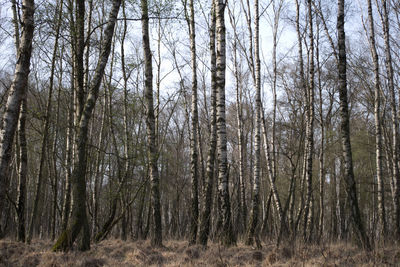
[
  {"left": 16, "top": 99, "right": 27, "bottom": 242},
  {"left": 53, "top": 0, "right": 121, "bottom": 251},
  {"left": 183, "top": 0, "right": 200, "bottom": 245},
  {"left": 337, "top": 0, "right": 371, "bottom": 250},
  {"left": 215, "top": 0, "right": 235, "bottom": 246},
  {"left": 380, "top": 0, "right": 400, "bottom": 239},
  {"left": 0, "top": 0, "right": 35, "bottom": 237},
  {"left": 366, "top": 0, "right": 387, "bottom": 238},
  {"left": 228, "top": 4, "right": 247, "bottom": 234},
  {"left": 246, "top": 0, "right": 262, "bottom": 248},
  {"left": 10, "top": 0, "right": 27, "bottom": 243},
  {"left": 198, "top": 0, "right": 217, "bottom": 246},
  {"left": 315, "top": 8, "right": 325, "bottom": 242},
  {"left": 27, "top": 0, "right": 63, "bottom": 243},
  {"left": 141, "top": 0, "right": 163, "bottom": 247},
  {"left": 293, "top": 0, "right": 307, "bottom": 237},
  {"left": 303, "top": 0, "right": 315, "bottom": 243}
]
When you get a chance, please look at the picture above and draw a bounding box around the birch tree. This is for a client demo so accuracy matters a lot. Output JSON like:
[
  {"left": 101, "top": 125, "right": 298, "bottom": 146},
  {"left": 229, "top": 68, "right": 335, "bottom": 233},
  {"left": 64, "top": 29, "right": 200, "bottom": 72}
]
[
  {"left": 183, "top": 0, "right": 200, "bottom": 245},
  {"left": 141, "top": 0, "right": 163, "bottom": 247},
  {"left": 366, "top": 0, "right": 387, "bottom": 238},
  {"left": 379, "top": 0, "right": 400, "bottom": 239},
  {"left": 303, "top": 0, "right": 315, "bottom": 243},
  {"left": 0, "top": 0, "right": 35, "bottom": 237},
  {"left": 215, "top": 0, "right": 235, "bottom": 246},
  {"left": 246, "top": 0, "right": 261, "bottom": 248},
  {"left": 198, "top": 0, "right": 217, "bottom": 246},
  {"left": 10, "top": 0, "right": 27, "bottom": 243},
  {"left": 53, "top": 0, "right": 121, "bottom": 251},
  {"left": 337, "top": 0, "right": 371, "bottom": 250}
]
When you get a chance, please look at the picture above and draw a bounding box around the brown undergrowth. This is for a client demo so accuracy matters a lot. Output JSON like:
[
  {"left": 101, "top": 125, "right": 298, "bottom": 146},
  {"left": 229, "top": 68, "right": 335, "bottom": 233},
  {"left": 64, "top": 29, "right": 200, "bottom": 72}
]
[{"left": 1, "top": 238, "right": 399, "bottom": 266}]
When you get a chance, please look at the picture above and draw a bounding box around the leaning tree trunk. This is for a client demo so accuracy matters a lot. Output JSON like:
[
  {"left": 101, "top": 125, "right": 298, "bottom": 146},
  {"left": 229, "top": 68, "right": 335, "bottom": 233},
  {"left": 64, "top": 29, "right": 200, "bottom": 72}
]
[
  {"left": 367, "top": 0, "right": 387, "bottom": 239},
  {"left": 141, "top": 0, "right": 163, "bottom": 247},
  {"left": 215, "top": 0, "right": 235, "bottom": 247},
  {"left": 198, "top": 0, "right": 217, "bottom": 246},
  {"left": 261, "top": 108, "right": 287, "bottom": 242},
  {"left": 337, "top": 0, "right": 371, "bottom": 250},
  {"left": 0, "top": 0, "right": 34, "bottom": 237},
  {"left": 52, "top": 0, "right": 121, "bottom": 251},
  {"left": 246, "top": 0, "right": 261, "bottom": 248}
]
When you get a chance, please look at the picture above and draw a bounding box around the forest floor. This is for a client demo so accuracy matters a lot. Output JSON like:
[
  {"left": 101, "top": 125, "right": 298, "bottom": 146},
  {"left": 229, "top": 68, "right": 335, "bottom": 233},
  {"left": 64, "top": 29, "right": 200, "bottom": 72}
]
[{"left": 0, "top": 238, "right": 399, "bottom": 266}]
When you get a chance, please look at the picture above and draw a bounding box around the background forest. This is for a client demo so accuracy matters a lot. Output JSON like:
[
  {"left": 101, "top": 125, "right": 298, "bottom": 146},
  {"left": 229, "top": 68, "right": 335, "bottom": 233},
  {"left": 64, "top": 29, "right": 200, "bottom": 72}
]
[{"left": 1, "top": 0, "right": 400, "bottom": 264}]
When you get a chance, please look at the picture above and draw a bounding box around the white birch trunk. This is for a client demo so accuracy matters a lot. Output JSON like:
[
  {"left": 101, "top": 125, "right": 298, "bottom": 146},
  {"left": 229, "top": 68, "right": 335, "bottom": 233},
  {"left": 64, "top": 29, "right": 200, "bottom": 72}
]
[
  {"left": 215, "top": 0, "right": 235, "bottom": 246},
  {"left": 0, "top": 0, "right": 35, "bottom": 236}
]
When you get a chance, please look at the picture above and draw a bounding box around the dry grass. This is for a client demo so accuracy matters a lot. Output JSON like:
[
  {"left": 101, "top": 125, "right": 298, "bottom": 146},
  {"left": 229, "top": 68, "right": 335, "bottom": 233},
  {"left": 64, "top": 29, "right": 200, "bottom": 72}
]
[{"left": 1, "top": 238, "right": 399, "bottom": 266}]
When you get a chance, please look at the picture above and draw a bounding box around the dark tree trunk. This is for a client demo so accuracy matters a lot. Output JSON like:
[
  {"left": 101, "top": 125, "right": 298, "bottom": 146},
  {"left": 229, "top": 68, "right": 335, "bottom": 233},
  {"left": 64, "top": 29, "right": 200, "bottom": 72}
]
[{"left": 336, "top": 0, "right": 371, "bottom": 250}]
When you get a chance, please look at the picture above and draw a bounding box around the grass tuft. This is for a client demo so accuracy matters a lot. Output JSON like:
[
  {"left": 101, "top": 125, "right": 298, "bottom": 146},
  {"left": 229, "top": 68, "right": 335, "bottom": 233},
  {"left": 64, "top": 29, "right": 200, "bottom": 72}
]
[{"left": 1, "top": 238, "right": 399, "bottom": 266}]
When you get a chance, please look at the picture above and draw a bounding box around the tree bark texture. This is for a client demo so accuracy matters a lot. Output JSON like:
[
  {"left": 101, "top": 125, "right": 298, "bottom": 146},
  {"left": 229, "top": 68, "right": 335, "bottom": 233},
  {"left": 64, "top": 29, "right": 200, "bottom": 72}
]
[
  {"left": 215, "top": 0, "right": 235, "bottom": 246},
  {"left": 337, "top": 0, "right": 371, "bottom": 250},
  {"left": 141, "top": 0, "right": 163, "bottom": 247},
  {"left": 367, "top": 0, "right": 387, "bottom": 238},
  {"left": 381, "top": 0, "right": 400, "bottom": 239},
  {"left": 246, "top": 0, "right": 261, "bottom": 248},
  {"left": 16, "top": 99, "right": 27, "bottom": 242},
  {"left": 0, "top": 0, "right": 35, "bottom": 237},
  {"left": 186, "top": 0, "right": 199, "bottom": 246},
  {"left": 303, "top": 0, "right": 315, "bottom": 243},
  {"left": 198, "top": 0, "right": 217, "bottom": 246}
]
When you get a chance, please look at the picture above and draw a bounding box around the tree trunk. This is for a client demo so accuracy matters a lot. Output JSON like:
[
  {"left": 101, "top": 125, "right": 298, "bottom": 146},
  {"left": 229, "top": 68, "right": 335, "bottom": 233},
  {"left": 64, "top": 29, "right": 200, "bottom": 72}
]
[
  {"left": 294, "top": 0, "right": 307, "bottom": 238},
  {"left": 303, "top": 0, "right": 315, "bottom": 243},
  {"left": 141, "top": 0, "right": 163, "bottom": 247},
  {"left": 198, "top": 0, "right": 217, "bottom": 246},
  {"left": 261, "top": 109, "right": 287, "bottom": 242},
  {"left": 184, "top": 0, "right": 200, "bottom": 245},
  {"left": 316, "top": 16, "right": 325, "bottom": 242},
  {"left": 367, "top": 0, "right": 387, "bottom": 239},
  {"left": 246, "top": 0, "right": 261, "bottom": 248},
  {"left": 61, "top": 75, "right": 74, "bottom": 232},
  {"left": 61, "top": 0, "right": 78, "bottom": 234},
  {"left": 0, "top": 0, "right": 34, "bottom": 237},
  {"left": 11, "top": 0, "right": 26, "bottom": 243},
  {"left": 27, "top": 0, "right": 63, "bottom": 243},
  {"left": 336, "top": 0, "right": 371, "bottom": 250},
  {"left": 229, "top": 6, "right": 247, "bottom": 234},
  {"left": 215, "top": 0, "right": 235, "bottom": 247},
  {"left": 53, "top": 0, "right": 121, "bottom": 251},
  {"left": 51, "top": 65, "right": 63, "bottom": 241},
  {"left": 380, "top": 0, "right": 400, "bottom": 239},
  {"left": 16, "top": 99, "right": 27, "bottom": 242},
  {"left": 121, "top": 0, "right": 131, "bottom": 242}
]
